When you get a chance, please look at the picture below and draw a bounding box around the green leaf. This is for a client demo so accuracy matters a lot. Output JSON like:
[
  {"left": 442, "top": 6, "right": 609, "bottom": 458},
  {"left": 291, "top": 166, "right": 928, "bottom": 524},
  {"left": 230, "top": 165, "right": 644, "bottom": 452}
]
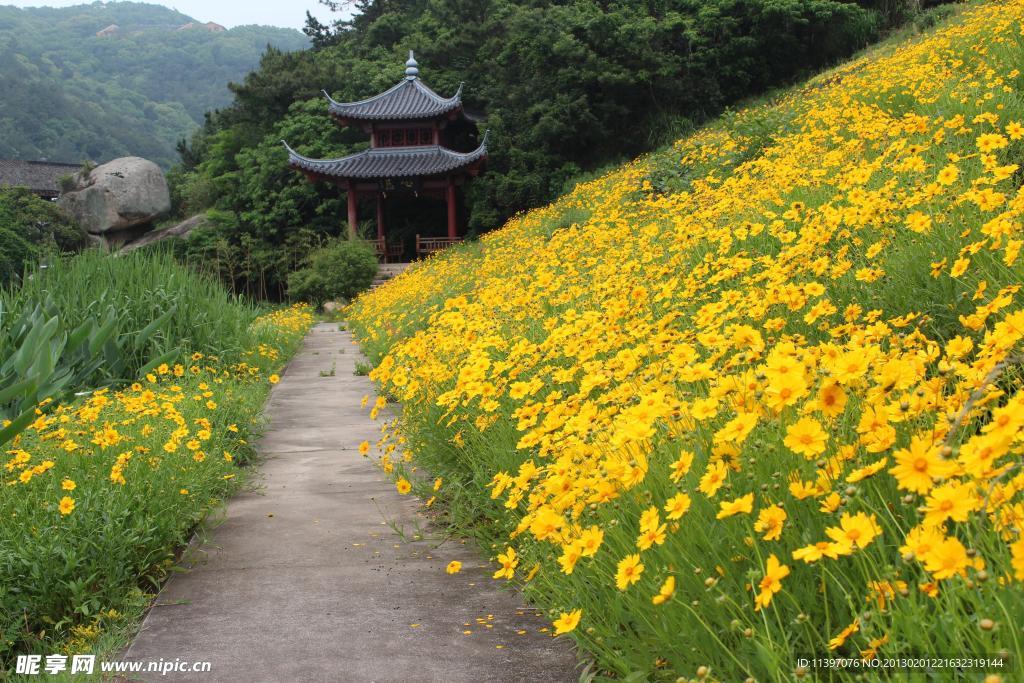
[{"left": 0, "top": 405, "right": 40, "bottom": 448}]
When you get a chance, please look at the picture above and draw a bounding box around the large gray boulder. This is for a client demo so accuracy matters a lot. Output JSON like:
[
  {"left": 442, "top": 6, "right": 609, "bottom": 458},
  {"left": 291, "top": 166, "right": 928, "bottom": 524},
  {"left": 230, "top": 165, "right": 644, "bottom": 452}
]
[{"left": 58, "top": 157, "right": 171, "bottom": 243}]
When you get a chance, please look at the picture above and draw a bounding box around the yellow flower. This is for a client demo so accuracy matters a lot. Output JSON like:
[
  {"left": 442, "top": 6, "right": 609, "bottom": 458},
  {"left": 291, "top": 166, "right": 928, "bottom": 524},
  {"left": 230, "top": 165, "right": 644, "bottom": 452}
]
[
  {"left": 936, "top": 164, "right": 959, "bottom": 185},
  {"left": 651, "top": 576, "right": 675, "bottom": 605},
  {"left": 578, "top": 526, "right": 604, "bottom": 557},
  {"left": 825, "top": 511, "right": 882, "bottom": 553},
  {"left": 58, "top": 496, "right": 75, "bottom": 516},
  {"left": 754, "top": 554, "right": 789, "bottom": 611},
  {"left": 395, "top": 477, "right": 412, "bottom": 495},
  {"left": 552, "top": 609, "right": 581, "bottom": 635},
  {"left": 493, "top": 546, "right": 518, "bottom": 580},
  {"left": 558, "top": 542, "right": 584, "bottom": 575},
  {"left": 1010, "top": 537, "right": 1024, "bottom": 581},
  {"left": 698, "top": 460, "right": 729, "bottom": 498},
  {"left": 783, "top": 417, "right": 828, "bottom": 459},
  {"left": 921, "top": 535, "right": 969, "bottom": 580},
  {"left": 269, "top": 374, "right": 281, "bottom": 384},
  {"left": 664, "top": 492, "right": 692, "bottom": 520},
  {"left": 828, "top": 619, "right": 860, "bottom": 650},
  {"left": 668, "top": 450, "right": 694, "bottom": 482},
  {"left": 61, "top": 478, "right": 76, "bottom": 491},
  {"left": 636, "top": 522, "right": 667, "bottom": 550},
  {"left": 905, "top": 212, "right": 932, "bottom": 234},
  {"left": 921, "top": 482, "right": 977, "bottom": 526},
  {"left": 446, "top": 560, "right": 462, "bottom": 574},
  {"left": 715, "top": 412, "right": 759, "bottom": 445},
  {"left": 976, "top": 133, "right": 1008, "bottom": 153},
  {"left": 889, "top": 435, "right": 957, "bottom": 494},
  {"left": 754, "top": 504, "right": 787, "bottom": 541},
  {"left": 358, "top": 441, "right": 371, "bottom": 456},
  {"left": 615, "top": 554, "right": 644, "bottom": 590},
  {"left": 815, "top": 382, "right": 847, "bottom": 419},
  {"left": 792, "top": 542, "right": 843, "bottom": 564},
  {"left": 716, "top": 493, "right": 754, "bottom": 519}
]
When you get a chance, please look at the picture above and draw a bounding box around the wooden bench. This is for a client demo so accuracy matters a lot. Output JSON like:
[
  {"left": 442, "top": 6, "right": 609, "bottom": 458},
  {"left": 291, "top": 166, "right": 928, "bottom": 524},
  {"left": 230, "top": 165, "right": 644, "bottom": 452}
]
[{"left": 416, "top": 235, "right": 462, "bottom": 259}]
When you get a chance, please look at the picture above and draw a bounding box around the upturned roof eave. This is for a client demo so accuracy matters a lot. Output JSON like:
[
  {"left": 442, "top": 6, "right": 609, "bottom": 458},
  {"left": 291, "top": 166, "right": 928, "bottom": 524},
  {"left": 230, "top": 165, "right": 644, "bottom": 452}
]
[
  {"left": 281, "top": 133, "right": 488, "bottom": 181},
  {"left": 322, "top": 78, "right": 465, "bottom": 122}
]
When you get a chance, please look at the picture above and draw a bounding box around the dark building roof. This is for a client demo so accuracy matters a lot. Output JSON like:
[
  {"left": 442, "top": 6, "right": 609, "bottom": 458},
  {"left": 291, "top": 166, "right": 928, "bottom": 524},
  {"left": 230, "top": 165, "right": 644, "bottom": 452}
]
[
  {"left": 324, "top": 52, "right": 464, "bottom": 122},
  {"left": 0, "top": 159, "right": 80, "bottom": 198},
  {"left": 325, "top": 80, "right": 463, "bottom": 121},
  {"left": 283, "top": 133, "right": 488, "bottom": 180}
]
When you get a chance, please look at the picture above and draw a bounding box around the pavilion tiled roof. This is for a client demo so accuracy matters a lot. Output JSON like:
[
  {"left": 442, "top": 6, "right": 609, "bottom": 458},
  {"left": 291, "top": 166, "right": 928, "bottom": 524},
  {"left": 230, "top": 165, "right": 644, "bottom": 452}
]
[
  {"left": 283, "top": 134, "right": 488, "bottom": 180},
  {"left": 324, "top": 78, "right": 463, "bottom": 122},
  {"left": 0, "top": 159, "right": 80, "bottom": 198}
]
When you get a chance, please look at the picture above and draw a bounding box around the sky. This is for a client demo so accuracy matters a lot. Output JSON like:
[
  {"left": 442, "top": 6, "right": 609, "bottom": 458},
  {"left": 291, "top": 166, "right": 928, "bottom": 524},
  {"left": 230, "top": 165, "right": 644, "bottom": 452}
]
[{"left": 9, "top": 0, "right": 354, "bottom": 29}]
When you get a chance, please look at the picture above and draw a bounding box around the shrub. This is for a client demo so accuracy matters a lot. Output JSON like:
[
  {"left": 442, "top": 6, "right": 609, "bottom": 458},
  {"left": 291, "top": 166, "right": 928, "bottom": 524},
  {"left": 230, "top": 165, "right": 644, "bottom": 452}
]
[
  {"left": 287, "top": 238, "right": 377, "bottom": 306},
  {"left": 0, "top": 227, "right": 38, "bottom": 285},
  {"left": 0, "top": 187, "right": 88, "bottom": 285}
]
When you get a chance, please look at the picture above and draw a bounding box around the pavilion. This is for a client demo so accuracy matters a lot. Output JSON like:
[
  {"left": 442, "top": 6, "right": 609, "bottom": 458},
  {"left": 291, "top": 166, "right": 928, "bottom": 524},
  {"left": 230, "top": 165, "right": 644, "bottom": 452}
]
[{"left": 283, "top": 52, "right": 488, "bottom": 261}]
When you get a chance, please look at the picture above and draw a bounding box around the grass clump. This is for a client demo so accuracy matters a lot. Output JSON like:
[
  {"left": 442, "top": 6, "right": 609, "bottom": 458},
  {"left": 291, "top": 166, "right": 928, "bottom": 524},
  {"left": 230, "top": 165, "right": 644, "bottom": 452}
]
[{"left": 348, "top": 2, "right": 1024, "bottom": 679}]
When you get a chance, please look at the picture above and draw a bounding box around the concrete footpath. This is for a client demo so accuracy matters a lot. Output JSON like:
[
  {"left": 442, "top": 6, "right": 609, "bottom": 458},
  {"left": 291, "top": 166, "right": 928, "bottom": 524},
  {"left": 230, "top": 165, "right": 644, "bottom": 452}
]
[{"left": 124, "top": 323, "right": 577, "bottom": 682}]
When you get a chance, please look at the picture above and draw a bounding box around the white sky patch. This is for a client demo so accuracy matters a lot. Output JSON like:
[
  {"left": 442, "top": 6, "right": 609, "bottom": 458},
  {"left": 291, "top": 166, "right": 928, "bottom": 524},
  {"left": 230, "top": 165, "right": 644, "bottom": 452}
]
[{"left": 9, "top": 0, "right": 354, "bottom": 30}]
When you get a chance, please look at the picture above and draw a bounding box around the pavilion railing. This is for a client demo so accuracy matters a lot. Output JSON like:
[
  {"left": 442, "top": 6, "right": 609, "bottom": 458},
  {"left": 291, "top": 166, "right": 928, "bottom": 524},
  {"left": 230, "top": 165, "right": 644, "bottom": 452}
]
[
  {"left": 370, "top": 237, "right": 405, "bottom": 263},
  {"left": 415, "top": 235, "right": 462, "bottom": 259}
]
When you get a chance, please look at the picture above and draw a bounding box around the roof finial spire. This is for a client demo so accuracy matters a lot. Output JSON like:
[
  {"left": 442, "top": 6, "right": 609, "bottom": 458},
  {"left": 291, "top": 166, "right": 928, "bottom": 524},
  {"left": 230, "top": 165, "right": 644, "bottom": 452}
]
[{"left": 405, "top": 50, "right": 419, "bottom": 80}]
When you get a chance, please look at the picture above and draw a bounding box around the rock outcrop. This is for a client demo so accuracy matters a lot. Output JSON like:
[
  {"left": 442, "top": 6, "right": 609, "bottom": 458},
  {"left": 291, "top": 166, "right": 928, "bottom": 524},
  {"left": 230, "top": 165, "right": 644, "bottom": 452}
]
[
  {"left": 58, "top": 157, "right": 171, "bottom": 248},
  {"left": 120, "top": 214, "right": 207, "bottom": 253}
]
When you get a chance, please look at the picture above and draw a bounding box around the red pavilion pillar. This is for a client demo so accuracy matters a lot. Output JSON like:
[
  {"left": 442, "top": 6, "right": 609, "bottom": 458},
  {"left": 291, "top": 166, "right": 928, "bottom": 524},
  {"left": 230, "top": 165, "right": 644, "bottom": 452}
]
[
  {"left": 446, "top": 181, "right": 457, "bottom": 239},
  {"left": 376, "top": 194, "right": 385, "bottom": 240},
  {"left": 346, "top": 183, "right": 358, "bottom": 239}
]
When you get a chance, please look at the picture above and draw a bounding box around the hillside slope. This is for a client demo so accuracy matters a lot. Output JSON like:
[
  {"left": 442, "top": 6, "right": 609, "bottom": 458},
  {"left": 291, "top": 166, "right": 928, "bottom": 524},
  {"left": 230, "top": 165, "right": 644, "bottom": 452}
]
[
  {"left": 0, "top": 2, "right": 308, "bottom": 166},
  {"left": 348, "top": 1, "right": 1024, "bottom": 678}
]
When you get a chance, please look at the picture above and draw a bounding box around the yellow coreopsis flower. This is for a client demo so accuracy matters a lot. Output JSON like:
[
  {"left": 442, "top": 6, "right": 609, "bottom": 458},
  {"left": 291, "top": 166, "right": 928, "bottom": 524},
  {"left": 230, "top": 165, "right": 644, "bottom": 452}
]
[
  {"left": 493, "top": 546, "right": 518, "bottom": 580},
  {"left": 754, "top": 554, "right": 789, "bottom": 611},
  {"left": 698, "top": 460, "right": 729, "bottom": 498},
  {"left": 615, "top": 554, "right": 644, "bottom": 590},
  {"left": 889, "top": 435, "right": 957, "bottom": 494},
  {"left": 716, "top": 493, "right": 754, "bottom": 519},
  {"left": 664, "top": 492, "right": 692, "bottom": 520},
  {"left": 558, "top": 542, "right": 584, "bottom": 575},
  {"left": 921, "top": 536, "right": 969, "bottom": 580},
  {"left": 579, "top": 526, "right": 604, "bottom": 557},
  {"left": 651, "top": 576, "right": 676, "bottom": 605},
  {"left": 395, "top": 477, "right": 412, "bottom": 495},
  {"left": 446, "top": 560, "right": 462, "bottom": 574},
  {"left": 825, "top": 511, "right": 882, "bottom": 553},
  {"left": 829, "top": 619, "right": 860, "bottom": 650},
  {"left": 783, "top": 417, "right": 829, "bottom": 459},
  {"left": 552, "top": 609, "right": 581, "bottom": 635},
  {"left": 1010, "top": 537, "right": 1024, "bottom": 581},
  {"left": 58, "top": 496, "right": 75, "bottom": 516},
  {"left": 754, "top": 504, "right": 787, "bottom": 541}
]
